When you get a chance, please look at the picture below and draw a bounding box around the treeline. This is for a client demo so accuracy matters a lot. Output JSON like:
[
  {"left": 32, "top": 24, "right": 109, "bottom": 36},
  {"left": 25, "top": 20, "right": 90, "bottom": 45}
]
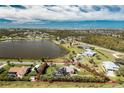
[
  {"left": 82, "top": 34, "right": 124, "bottom": 52},
  {"left": 41, "top": 30, "right": 88, "bottom": 38},
  {"left": 41, "top": 29, "right": 124, "bottom": 39},
  {"left": 40, "top": 75, "right": 108, "bottom": 83},
  {"left": 0, "top": 29, "right": 27, "bottom": 38},
  {"left": 0, "top": 28, "right": 124, "bottom": 38},
  {"left": 43, "top": 30, "right": 124, "bottom": 52}
]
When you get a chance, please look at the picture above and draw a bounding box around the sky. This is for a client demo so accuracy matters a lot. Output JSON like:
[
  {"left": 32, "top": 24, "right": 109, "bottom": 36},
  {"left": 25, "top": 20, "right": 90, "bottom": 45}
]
[{"left": 0, "top": 5, "right": 124, "bottom": 29}]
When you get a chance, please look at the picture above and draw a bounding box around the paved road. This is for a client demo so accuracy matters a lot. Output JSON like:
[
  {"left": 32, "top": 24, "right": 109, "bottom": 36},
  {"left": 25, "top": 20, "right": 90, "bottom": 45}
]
[
  {"left": 0, "top": 64, "right": 7, "bottom": 68},
  {"left": 0, "top": 61, "right": 35, "bottom": 65},
  {"left": 113, "top": 53, "right": 120, "bottom": 58},
  {"left": 0, "top": 61, "right": 65, "bottom": 65}
]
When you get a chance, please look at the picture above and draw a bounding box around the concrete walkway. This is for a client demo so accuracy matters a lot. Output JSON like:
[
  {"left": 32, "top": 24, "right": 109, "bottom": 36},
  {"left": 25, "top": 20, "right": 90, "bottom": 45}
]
[
  {"left": 0, "top": 61, "right": 65, "bottom": 65},
  {"left": 113, "top": 53, "right": 120, "bottom": 58}
]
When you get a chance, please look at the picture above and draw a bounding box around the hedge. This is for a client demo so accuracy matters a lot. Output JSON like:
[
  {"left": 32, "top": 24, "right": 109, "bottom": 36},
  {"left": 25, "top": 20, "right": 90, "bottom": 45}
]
[
  {"left": 0, "top": 76, "right": 30, "bottom": 81},
  {"left": 40, "top": 75, "right": 108, "bottom": 83}
]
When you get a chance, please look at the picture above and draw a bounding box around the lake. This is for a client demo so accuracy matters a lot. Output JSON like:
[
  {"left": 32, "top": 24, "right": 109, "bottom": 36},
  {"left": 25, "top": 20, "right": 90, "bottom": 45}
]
[{"left": 0, "top": 40, "right": 67, "bottom": 59}]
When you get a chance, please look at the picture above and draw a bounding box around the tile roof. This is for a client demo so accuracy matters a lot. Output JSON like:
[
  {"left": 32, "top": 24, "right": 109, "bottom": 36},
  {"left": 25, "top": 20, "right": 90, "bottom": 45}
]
[{"left": 9, "top": 66, "right": 28, "bottom": 75}]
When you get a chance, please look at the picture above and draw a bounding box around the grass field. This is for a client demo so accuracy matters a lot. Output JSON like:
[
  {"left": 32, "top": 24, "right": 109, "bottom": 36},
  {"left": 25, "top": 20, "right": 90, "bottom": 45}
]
[
  {"left": 0, "top": 81, "right": 123, "bottom": 88},
  {"left": 51, "top": 43, "right": 82, "bottom": 62}
]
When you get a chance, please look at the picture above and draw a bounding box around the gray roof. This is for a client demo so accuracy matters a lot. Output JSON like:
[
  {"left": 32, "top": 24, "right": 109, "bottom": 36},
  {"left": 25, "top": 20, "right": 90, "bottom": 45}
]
[{"left": 102, "top": 61, "right": 119, "bottom": 71}]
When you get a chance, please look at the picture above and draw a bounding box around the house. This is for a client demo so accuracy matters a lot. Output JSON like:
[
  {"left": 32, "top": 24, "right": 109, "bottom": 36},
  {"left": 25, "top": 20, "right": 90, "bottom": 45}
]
[
  {"left": 60, "top": 39, "right": 66, "bottom": 44},
  {"left": 72, "top": 57, "right": 78, "bottom": 63},
  {"left": 53, "top": 67, "right": 67, "bottom": 77},
  {"left": 8, "top": 66, "right": 29, "bottom": 78},
  {"left": 53, "top": 65, "right": 77, "bottom": 77},
  {"left": 83, "top": 49, "right": 96, "bottom": 57},
  {"left": 102, "top": 61, "right": 119, "bottom": 77},
  {"left": 65, "top": 66, "right": 75, "bottom": 74},
  {"left": 78, "top": 44, "right": 92, "bottom": 49},
  {"left": 102, "top": 61, "right": 119, "bottom": 71}
]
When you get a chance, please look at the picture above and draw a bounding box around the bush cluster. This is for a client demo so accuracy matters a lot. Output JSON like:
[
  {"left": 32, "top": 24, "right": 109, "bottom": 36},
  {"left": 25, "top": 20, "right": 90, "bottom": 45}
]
[
  {"left": 0, "top": 68, "right": 5, "bottom": 74},
  {"left": 40, "top": 75, "right": 108, "bottom": 83},
  {"left": 0, "top": 76, "right": 30, "bottom": 81}
]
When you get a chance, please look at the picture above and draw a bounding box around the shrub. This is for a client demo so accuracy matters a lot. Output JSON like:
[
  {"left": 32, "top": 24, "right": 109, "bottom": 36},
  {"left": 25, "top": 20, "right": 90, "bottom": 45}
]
[
  {"left": 0, "top": 76, "right": 17, "bottom": 81},
  {"left": 40, "top": 75, "right": 108, "bottom": 83},
  {"left": 0, "top": 68, "right": 5, "bottom": 74}
]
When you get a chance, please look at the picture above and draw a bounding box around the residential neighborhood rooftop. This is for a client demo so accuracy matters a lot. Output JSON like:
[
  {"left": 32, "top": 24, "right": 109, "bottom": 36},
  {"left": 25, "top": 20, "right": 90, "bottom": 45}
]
[
  {"left": 8, "top": 66, "right": 29, "bottom": 78},
  {"left": 102, "top": 61, "right": 119, "bottom": 71}
]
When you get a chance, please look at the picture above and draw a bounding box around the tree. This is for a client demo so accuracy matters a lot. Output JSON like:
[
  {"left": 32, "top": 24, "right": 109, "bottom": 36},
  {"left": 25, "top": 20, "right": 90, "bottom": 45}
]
[
  {"left": 7, "top": 60, "right": 10, "bottom": 65},
  {"left": 72, "top": 51, "right": 76, "bottom": 54},
  {"left": 115, "top": 58, "right": 124, "bottom": 65},
  {"left": 41, "top": 57, "right": 45, "bottom": 62},
  {"left": 18, "top": 58, "right": 22, "bottom": 63},
  {"left": 116, "top": 66, "right": 124, "bottom": 76}
]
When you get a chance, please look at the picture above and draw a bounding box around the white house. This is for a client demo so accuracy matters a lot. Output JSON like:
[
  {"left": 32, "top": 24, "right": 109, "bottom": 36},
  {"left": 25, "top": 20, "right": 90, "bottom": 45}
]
[
  {"left": 83, "top": 49, "right": 96, "bottom": 57},
  {"left": 65, "top": 66, "right": 75, "bottom": 74},
  {"left": 102, "top": 61, "right": 119, "bottom": 77}
]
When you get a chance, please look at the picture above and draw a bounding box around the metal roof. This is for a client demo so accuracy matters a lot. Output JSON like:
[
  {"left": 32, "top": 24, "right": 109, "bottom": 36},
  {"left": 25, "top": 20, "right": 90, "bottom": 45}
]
[{"left": 102, "top": 61, "right": 119, "bottom": 70}]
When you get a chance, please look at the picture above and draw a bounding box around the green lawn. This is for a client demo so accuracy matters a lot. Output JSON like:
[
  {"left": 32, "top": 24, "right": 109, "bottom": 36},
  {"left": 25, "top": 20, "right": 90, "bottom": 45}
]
[
  {"left": 45, "top": 66, "right": 57, "bottom": 75},
  {"left": 95, "top": 49, "right": 115, "bottom": 61},
  {"left": 0, "top": 81, "right": 123, "bottom": 88}
]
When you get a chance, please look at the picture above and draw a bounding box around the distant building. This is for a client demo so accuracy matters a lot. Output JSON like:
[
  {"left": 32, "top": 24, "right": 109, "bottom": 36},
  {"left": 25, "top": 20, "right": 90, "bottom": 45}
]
[
  {"left": 60, "top": 39, "right": 66, "bottom": 44},
  {"left": 78, "top": 44, "right": 92, "bottom": 49}
]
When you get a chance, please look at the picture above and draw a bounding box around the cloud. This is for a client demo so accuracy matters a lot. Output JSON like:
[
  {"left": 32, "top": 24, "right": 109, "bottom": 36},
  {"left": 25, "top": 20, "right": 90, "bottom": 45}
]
[{"left": 0, "top": 5, "right": 124, "bottom": 24}]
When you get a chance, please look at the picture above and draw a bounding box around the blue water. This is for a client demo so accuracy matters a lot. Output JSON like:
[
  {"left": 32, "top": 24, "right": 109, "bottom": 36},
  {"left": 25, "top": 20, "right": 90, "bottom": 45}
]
[{"left": 1, "top": 20, "right": 124, "bottom": 29}]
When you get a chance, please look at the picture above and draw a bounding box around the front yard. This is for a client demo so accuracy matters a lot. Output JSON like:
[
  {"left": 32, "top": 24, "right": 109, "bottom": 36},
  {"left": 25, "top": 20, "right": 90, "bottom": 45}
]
[{"left": 0, "top": 81, "right": 123, "bottom": 88}]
